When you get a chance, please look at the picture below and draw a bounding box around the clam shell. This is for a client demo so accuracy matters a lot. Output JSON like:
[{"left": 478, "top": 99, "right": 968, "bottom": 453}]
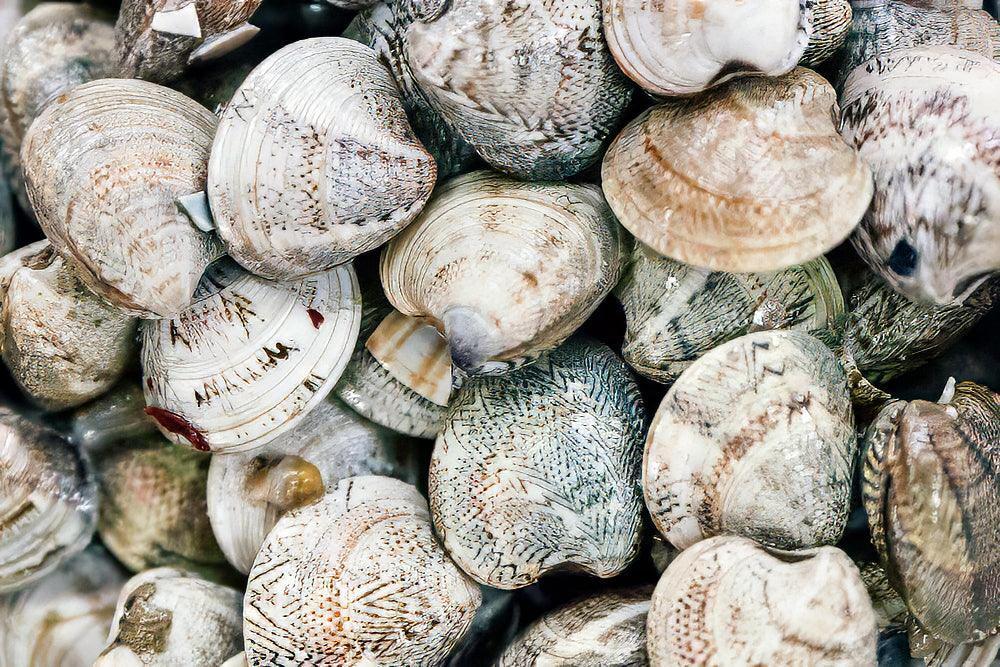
[
  {"left": 801, "top": 0, "right": 855, "bottom": 66},
  {"left": 430, "top": 338, "right": 646, "bottom": 589},
  {"left": 69, "top": 381, "right": 158, "bottom": 451},
  {"left": 446, "top": 588, "right": 520, "bottom": 666},
  {"left": 0, "top": 170, "right": 12, "bottom": 256},
  {"left": 244, "top": 475, "right": 481, "bottom": 666},
  {"left": 365, "top": 308, "right": 452, "bottom": 407},
  {"left": 603, "top": 68, "right": 873, "bottom": 272},
  {"left": 381, "top": 170, "right": 627, "bottom": 375},
  {"left": 21, "top": 78, "right": 224, "bottom": 318},
  {"left": 644, "top": 330, "right": 856, "bottom": 551},
  {"left": 207, "top": 37, "right": 437, "bottom": 280}
]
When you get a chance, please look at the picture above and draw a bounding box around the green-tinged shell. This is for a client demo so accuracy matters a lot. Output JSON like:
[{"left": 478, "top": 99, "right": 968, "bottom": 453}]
[{"left": 69, "top": 380, "right": 158, "bottom": 451}]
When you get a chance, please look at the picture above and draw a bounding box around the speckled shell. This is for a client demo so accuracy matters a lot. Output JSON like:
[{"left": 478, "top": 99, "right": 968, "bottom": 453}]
[
  {"left": 430, "top": 338, "right": 646, "bottom": 589},
  {"left": 616, "top": 244, "right": 844, "bottom": 383},
  {"left": 406, "top": 0, "right": 633, "bottom": 180},
  {"left": 862, "top": 381, "right": 999, "bottom": 647},
  {"left": 141, "top": 258, "right": 361, "bottom": 454},
  {"left": 95, "top": 567, "right": 243, "bottom": 667},
  {"left": 208, "top": 37, "right": 437, "bottom": 281},
  {"left": 0, "top": 546, "right": 126, "bottom": 667},
  {"left": 644, "top": 330, "right": 856, "bottom": 551},
  {"left": 244, "top": 475, "right": 481, "bottom": 666},
  {"left": 497, "top": 588, "right": 651, "bottom": 666},
  {"left": 840, "top": 47, "right": 1000, "bottom": 305},
  {"left": 381, "top": 171, "right": 627, "bottom": 375},
  {"left": 206, "top": 395, "right": 421, "bottom": 574},
  {"left": 0, "top": 242, "right": 137, "bottom": 411},
  {"left": 603, "top": 68, "right": 872, "bottom": 273},
  {"left": 647, "top": 536, "right": 878, "bottom": 666},
  {"left": 20, "top": 78, "right": 224, "bottom": 318}
]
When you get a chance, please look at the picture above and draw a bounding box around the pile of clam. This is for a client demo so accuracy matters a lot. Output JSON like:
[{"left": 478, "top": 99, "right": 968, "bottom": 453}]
[{"left": 0, "top": 0, "right": 997, "bottom": 665}]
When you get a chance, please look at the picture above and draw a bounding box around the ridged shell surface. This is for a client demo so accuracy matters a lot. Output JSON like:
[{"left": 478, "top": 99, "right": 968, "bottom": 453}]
[{"left": 800, "top": 0, "right": 855, "bottom": 66}]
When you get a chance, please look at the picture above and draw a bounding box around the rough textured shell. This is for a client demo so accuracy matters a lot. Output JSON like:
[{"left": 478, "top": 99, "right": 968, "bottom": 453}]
[
  {"left": 244, "top": 475, "right": 481, "bottom": 666},
  {"left": 21, "top": 78, "right": 224, "bottom": 318},
  {"left": 430, "top": 338, "right": 646, "bottom": 589},
  {"left": 208, "top": 37, "right": 437, "bottom": 280},
  {"left": 647, "top": 536, "right": 878, "bottom": 666},
  {"left": 141, "top": 258, "right": 360, "bottom": 453},
  {"left": 603, "top": 68, "right": 872, "bottom": 272},
  {"left": 644, "top": 330, "right": 856, "bottom": 551}
]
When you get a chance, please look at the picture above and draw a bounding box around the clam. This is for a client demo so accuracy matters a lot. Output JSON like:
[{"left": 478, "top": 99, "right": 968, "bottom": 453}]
[
  {"left": 840, "top": 46, "right": 1000, "bottom": 305},
  {"left": 141, "top": 257, "right": 360, "bottom": 454},
  {"left": 647, "top": 536, "right": 878, "bottom": 666},
  {"left": 405, "top": 0, "right": 633, "bottom": 180},
  {"left": 95, "top": 567, "right": 243, "bottom": 667},
  {"left": 69, "top": 380, "right": 158, "bottom": 451},
  {"left": 616, "top": 244, "right": 845, "bottom": 383},
  {"left": 20, "top": 78, "right": 224, "bottom": 318},
  {"left": 430, "top": 338, "right": 646, "bottom": 589},
  {"left": 603, "top": 68, "right": 873, "bottom": 273},
  {"left": 644, "top": 330, "right": 856, "bottom": 551},
  {"left": 0, "top": 241, "right": 137, "bottom": 411},
  {"left": 381, "top": 171, "right": 628, "bottom": 375},
  {"left": 244, "top": 475, "right": 481, "bottom": 666},
  {"left": 0, "top": 171, "right": 12, "bottom": 256},
  {"left": 206, "top": 37, "right": 437, "bottom": 281}
]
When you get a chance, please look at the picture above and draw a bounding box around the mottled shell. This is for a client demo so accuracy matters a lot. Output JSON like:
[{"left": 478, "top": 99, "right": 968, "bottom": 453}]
[
  {"left": 647, "top": 536, "right": 878, "bottom": 666},
  {"left": 95, "top": 567, "right": 243, "bottom": 667},
  {"left": 430, "top": 338, "right": 646, "bottom": 589},
  {"left": 840, "top": 47, "right": 1000, "bottom": 305},
  {"left": 862, "top": 382, "right": 999, "bottom": 646},
  {"left": 21, "top": 78, "right": 224, "bottom": 318},
  {"left": 644, "top": 330, "right": 856, "bottom": 551},
  {"left": 603, "top": 68, "right": 873, "bottom": 273},
  {"left": 406, "top": 0, "right": 633, "bottom": 180},
  {"left": 0, "top": 242, "right": 137, "bottom": 411},
  {"left": 208, "top": 37, "right": 437, "bottom": 280},
  {"left": 206, "top": 396, "right": 422, "bottom": 574},
  {"left": 244, "top": 476, "right": 481, "bottom": 666},
  {"left": 141, "top": 258, "right": 361, "bottom": 453},
  {"left": 497, "top": 588, "right": 651, "bottom": 667},
  {"left": 616, "top": 244, "right": 844, "bottom": 383},
  {"left": 381, "top": 171, "right": 627, "bottom": 375}
]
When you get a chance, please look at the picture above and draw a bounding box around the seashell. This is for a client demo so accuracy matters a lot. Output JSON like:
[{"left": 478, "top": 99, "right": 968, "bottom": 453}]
[
  {"left": 857, "top": 561, "right": 909, "bottom": 630},
  {"left": 840, "top": 47, "right": 1000, "bottom": 305},
  {"left": 0, "top": 545, "right": 126, "bottom": 667},
  {"left": 644, "top": 330, "right": 857, "bottom": 551},
  {"left": 646, "top": 536, "right": 878, "bottom": 666},
  {"left": 430, "top": 338, "right": 646, "bottom": 589},
  {"left": 95, "top": 567, "right": 243, "bottom": 667},
  {"left": 616, "top": 244, "right": 845, "bottom": 383},
  {"left": 801, "top": 0, "right": 856, "bottom": 66},
  {"left": 496, "top": 588, "right": 651, "bottom": 666},
  {"left": 603, "top": 68, "right": 873, "bottom": 273},
  {"left": 0, "top": 241, "right": 137, "bottom": 411},
  {"left": 406, "top": 0, "right": 633, "bottom": 180},
  {"left": 21, "top": 78, "right": 225, "bottom": 318},
  {"left": 446, "top": 589, "right": 520, "bottom": 666},
  {"left": 141, "top": 257, "right": 361, "bottom": 454},
  {"left": 0, "top": 408, "right": 96, "bottom": 593},
  {"left": 115, "top": 0, "right": 263, "bottom": 83},
  {"left": 172, "top": 40, "right": 267, "bottom": 116},
  {"left": 207, "top": 37, "right": 437, "bottom": 281},
  {"left": 244, "top": 475, "right": 481, "bottom": 666},
  {"left": 381, "top": 171, "right": 628, "bottom": 375},
  {"left": 206, "top": 395, "right": 422, "bottom": 574},
  {"left": 220, "top": 653, "right": 247, "bottom": 667},
  {"left": 69, "top": 380, "right": 158, "bottom": 451},
  {"left": 0, "top": 171, "right": 12, "bottom": 256}
]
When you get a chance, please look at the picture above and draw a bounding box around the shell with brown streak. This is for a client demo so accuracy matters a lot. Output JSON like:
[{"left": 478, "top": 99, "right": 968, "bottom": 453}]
[
  {"left": 646, "top": 536, "right": 878, "bottom": 666},
  {"left": 840, "top": 47, "right": 1000, "bottom": 305},
  {"left": 20, "top": 78, "right": 224, "bottom": 318},
  {"left": 243, "top": 476, "right": 481, "bottom": 666},
  {"left": 602, "top": 68, "right": 872, "bottom": 273}
]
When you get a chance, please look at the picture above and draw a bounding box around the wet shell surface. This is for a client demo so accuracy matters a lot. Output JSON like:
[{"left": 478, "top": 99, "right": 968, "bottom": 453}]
[
  {"left": 646, "top": 536, "right": 878, "bottom": 666},
  {"left": 244, "top": 475, "right": 481, "bottom": 666},
  {"left": 381, "top": 171, "right": 627, "bottom": 375},
  {"left": 69, "top": 380, "right": 158, "bottom": 452},
  {"left": 840, "top": 46, "right": 1000, "bottom": 305},
  {"left": 406, "top": 0, "right": 633, "bottom": 180},
  {"left": 644, "top": 330, "right": 857, "bottom": 551},
  {"left": 208, "top": 37, "right": 437, "bottom": 280},
  {"left": 21, "top": 78, "right": 224, "bottom": 318},
  {"left": 603, "top": 67, "right": 872, "bottom": 273},
  {"left": 141, "top": 257, "right": 361, "bottom": 454},
  {"left": 430, "top": 338, "right": 646, "bottom": 589}
]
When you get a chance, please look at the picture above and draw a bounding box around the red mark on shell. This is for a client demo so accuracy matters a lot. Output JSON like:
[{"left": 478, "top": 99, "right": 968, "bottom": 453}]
[
  {"left": 146, "top": 378, "right": 153, "bottom": 390},
  {"left": 307, "top": 308, "right": 324, "bottom": 329},
  {"left": 144, "top": 407, "right": 211, "bottom": 452}
]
